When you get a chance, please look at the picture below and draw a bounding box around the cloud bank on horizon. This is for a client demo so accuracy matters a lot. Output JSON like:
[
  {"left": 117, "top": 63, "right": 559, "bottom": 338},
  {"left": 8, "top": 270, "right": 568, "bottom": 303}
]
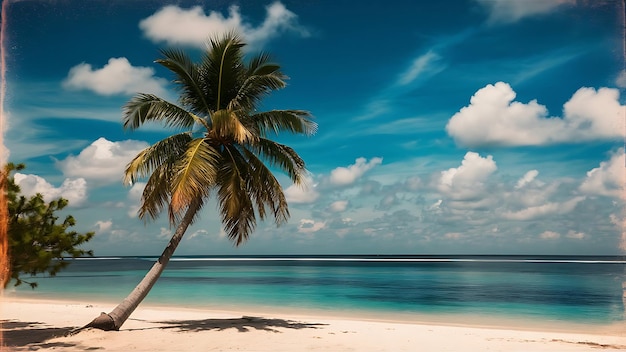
[{"left": 3, "top": 0, "right": 625, "bottom": 255}]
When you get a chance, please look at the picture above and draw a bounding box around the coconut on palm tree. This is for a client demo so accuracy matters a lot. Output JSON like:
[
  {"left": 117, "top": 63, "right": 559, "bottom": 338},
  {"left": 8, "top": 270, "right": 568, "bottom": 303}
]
[{"left": 84, "top": 32, "right": 316, "bottom": 331}]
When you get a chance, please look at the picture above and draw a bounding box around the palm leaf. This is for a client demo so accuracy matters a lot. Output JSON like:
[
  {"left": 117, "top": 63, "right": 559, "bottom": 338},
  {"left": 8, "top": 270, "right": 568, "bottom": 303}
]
[
  {"left": 137, "top": 163, "right": 173, "bottom": 221},
  {"left": 201, "top": 32, "right": 246, "bottom": 110},
  {"left": 124, "top": 133, "right": 192, "bottom": 185},
  {"left": 211, "top": 109, "right": 257, "bottom": 144},
  {"left": 122, "top": 94, "right": 198, "bottom": 130},
  {"left": 156, "top": 48, "right": 211, "bottom": 115},
  {"left": 229, "top": 74, "right": 287, "bottom": 112},
  {"left": 216, "top": 144, "right": 256, "bottom": 245},
  {"left": 250, "top": 110, "right": 316, "bottom": 136},
  {"left": 169, "top": 138, "right": 220, "bottom": 220},
  {"left": 251, "top": 138, "right": 307, "bottom": 185},
  {"left": 241, "top": 147, "right": 289, "bottom": 225}
]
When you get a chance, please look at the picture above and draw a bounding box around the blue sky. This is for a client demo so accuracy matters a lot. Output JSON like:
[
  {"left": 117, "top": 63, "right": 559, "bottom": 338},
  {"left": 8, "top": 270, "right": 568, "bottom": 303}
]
[{"left": 2, "top": 0, "right": 625, "bottom": 255}]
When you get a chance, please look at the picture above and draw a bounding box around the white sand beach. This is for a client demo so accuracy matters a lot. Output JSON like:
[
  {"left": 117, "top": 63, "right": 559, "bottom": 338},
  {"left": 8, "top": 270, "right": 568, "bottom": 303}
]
[{"left": 1, "top": 297, "right": 626, "bottom": 351}]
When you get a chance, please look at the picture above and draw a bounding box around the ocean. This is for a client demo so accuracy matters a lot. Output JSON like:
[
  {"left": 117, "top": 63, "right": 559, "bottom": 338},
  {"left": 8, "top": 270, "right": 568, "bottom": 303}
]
[{"left": 6, "top": 255, "right": 626, "bottom": 326}]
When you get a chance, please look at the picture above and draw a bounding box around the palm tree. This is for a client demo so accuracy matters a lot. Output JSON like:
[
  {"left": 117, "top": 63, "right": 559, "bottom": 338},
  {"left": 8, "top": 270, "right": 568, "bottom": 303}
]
[{"left": 84, "top": 32, "right": 316, "bottom": 331}]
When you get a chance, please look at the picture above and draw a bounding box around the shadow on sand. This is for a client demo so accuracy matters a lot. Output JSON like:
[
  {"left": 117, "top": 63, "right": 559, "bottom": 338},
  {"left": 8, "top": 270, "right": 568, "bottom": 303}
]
[
  {"left": 1, "top": 316, "right": 327, "bottom": 349},
  {"left": 1, "top": 320, "right": 79, "bottom": 349},
  {"left": 143, "top": 315, "right": 327, "bottom": 333}
]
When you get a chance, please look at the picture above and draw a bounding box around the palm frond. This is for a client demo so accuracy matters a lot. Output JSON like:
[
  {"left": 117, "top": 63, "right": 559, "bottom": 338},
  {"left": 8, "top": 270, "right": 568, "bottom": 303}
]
[
  {"left": 169, "top": 138, "right": 220, "bottom": 220},
  {"left": 211, "top": 109, "right": 257, "bottom": 144},
  {"left": 201, "top": 32, "right": 246, "bottom": 111},
  {"left": 250, "top": 110, "right": 316, "bottom": 136},
  {"left": 156, "top": 48, "right": 211, "bottom": 114},
  {"left": 216, "top": 144, "right": 256, "bottom": 245},
  {"left": 247, "top": 52, "right": 278, "bottom": 75},
  {"left": 124, "top": 133, "right": 193, "bottom": 185},
  {"left": 241, "top": 147, "right": 289, "bottom": 225},
  {"left": 223, "top": 52, "right": 286, "bottom": 111},
  {"left": 122, "top": 94, "right": 198, "bottom": 130},
  {"left": 229, "top": 74, "right": 287, "bottom": 112},
  {"left": 137, "top": 163, "right": 173, "bottom": 221},
  {"left": 250, "top": 138, "right": 307, "bottom": 185}
]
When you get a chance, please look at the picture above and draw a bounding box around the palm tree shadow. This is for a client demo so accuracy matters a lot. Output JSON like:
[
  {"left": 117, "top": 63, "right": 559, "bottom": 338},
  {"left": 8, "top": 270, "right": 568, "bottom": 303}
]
[
  {"left": 1, "top": 320, "right": 78, "bottom": 349},
  {"left": 149, "top": 316, "right": 328, "bottom": 333}
]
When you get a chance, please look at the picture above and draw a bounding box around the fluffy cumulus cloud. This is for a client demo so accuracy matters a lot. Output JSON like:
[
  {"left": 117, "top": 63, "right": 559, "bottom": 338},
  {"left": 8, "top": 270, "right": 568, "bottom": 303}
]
[
  {"left": 13, "top": 173, "right": 87, "bottom": 206},
  {"left": 476, "top": 0, "right": 574, "bottom": 24},
  {"left": 566, "top": 230, "right": 585, "bottom": 239},
  {"left": 540, "top": 230, "right": 560, "bottom": 240},
  {"left": 139, "top": 2, "right": 308, "bottom": 50},
  {"left": 298, "top": 218, "right": 326, "bottom": 234},
  {"left": 284, "top": 175, "right": 319, "bottom": 204},
  {"left": 127, "top": 182, "right": 146, "bottom": 218},
  {"left": 63, "top": 57, "right": 168, "bottom": 96},
  {"left": 329, "top": 200, "right": 349, "bottom": 212},
  {"left": 330, "top": 157, "right": 383, "bottom": 186},
  {"left": 437, "top": 152, "right": 497, "bottom": 200},
  {"left": 94, "top": 220, "right": 113, "bottom": 234},
  {"left": 57, "top": 138, "right": 149, "bottom": 184},
  {"left": 579, "top": 148, "right": 625, "bottom": 198},
  {"left": 446, "top": 82, "right": 625, "bottom": 147}
]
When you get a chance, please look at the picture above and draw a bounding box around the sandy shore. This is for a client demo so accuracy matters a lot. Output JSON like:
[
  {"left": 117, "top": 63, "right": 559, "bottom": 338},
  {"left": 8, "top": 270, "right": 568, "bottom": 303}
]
[{"left": 1, "top": 297, "right": 626, "bottom": 351}]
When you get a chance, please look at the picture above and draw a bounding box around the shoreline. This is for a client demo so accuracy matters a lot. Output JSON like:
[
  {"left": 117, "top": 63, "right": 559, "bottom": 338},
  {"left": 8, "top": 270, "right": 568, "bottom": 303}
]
[{"left": 2, "top": 297, "right": 626, "bottom": 351}]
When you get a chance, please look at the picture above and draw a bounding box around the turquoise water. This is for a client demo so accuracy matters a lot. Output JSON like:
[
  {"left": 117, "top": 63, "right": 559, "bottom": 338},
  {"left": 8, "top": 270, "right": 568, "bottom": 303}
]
[{"left": 7, "top": 255, "right": 626, "bottom": 325}]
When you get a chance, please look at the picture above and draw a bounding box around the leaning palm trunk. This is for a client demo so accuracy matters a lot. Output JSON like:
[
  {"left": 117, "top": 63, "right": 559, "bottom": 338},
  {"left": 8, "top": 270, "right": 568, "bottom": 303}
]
[
  {"left": 83, "top": 204, "right": 197, "bottom": 331},
  {"left": 75, "top": 33, "right": 315, "bottom": 334}
]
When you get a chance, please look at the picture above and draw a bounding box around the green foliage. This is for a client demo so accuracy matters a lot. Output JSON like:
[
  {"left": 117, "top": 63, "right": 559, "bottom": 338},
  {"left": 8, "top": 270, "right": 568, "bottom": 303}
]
[{"left": 5, "top": 163, "right": 94, "bottom": 288}]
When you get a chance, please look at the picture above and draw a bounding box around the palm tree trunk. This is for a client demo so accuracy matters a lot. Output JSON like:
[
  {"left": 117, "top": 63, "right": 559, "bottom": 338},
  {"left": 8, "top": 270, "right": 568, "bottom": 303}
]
[{"left": 83, "top": 204, "right": 198, "bottom": 331}]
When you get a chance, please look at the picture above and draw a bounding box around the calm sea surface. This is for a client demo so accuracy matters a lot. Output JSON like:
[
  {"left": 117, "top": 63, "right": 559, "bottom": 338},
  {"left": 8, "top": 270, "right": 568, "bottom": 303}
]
[{"left": 7, "top": 255, "right": 626, "bottom": 325}]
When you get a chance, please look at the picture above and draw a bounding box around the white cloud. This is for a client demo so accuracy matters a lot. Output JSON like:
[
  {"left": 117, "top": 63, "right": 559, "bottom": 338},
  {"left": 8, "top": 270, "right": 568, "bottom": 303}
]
[
  {"left": 515, "top": 170, "right": 539, "bottom": 189},
  {"left": 476, "top": 0, "right": 574, "bottom": 24},
  {"left": 298, "top": 218, "right": 326, "bottom": 233},
  {"left": 444, "top": 232, "right": 463, "bottom": 240},
  {"left": 63, "top": 57, "right": 168, "bottom": 96},
  {"left": 404, "top": 176, "right": 422, "bottom": 191},
  {"left": 438, "top": 152, "right": 497, "bottom": 200},
  {"left": 502, "top": 196, "right": 585, "bottom": 220},
  {"left": 127, "top": 182, "right": 146, "bottom": 218},
  {"left": 329, "top": 200, "right": 348, "bottom": 212},
  {"left": 159, "top": 227, "right": 173, "bottom": 239},
  {"left": 566, "top": 230, "right": 585, "bottom": 239},
  {"left": 446, "top": 82, "right": 625, "bottom": 147},
  {"left": 57, "top": 138, "right": 149, "bottom": 184},
  {"left": 285, "top": 175, "right": 319, "bottom": 204},
  {"left": 540, "top": 230, "right": 560, "bottom": 239},
  {"left": 13, "top": 173, "right": 88, "bottom": 206},
  {"left": 188, "top": 229, "right": 209, "bottom": 240},
  {"left": 330, "top": 157, "right": 383, "bottom": 186},
  {"left": 397, "top": 51, "right": 442, "bottom": 86},
  {"left": 579, "top": 148, "right": 625, "bottom": 198},
  {"left": 139, "top": 2, "right": 308, "bottom": 50},
  {"left": 94, "top": 220, "right": 113, "bottom": 234}
]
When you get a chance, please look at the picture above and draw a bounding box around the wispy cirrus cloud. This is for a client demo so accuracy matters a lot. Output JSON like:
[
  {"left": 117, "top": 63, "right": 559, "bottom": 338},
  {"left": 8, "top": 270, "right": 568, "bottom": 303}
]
[
  {"left": 397, "top": 51, "right": 445, "bottom": 86},
  {"left": 475, "top": 0, "right": 575, "bottom": 24},
  {"left": 139, "top": 2, "right": 309, "bottom": 50}
]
